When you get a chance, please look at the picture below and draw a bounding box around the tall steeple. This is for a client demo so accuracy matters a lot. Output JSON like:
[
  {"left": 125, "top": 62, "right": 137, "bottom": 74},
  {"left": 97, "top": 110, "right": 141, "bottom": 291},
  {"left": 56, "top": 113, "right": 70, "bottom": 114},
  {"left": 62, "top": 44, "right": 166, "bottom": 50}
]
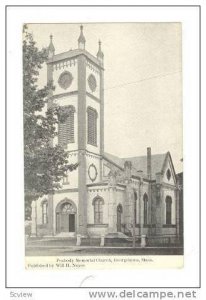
[
  {"left": 48, "top": 34, "right": 55, "bottom": 58},
  {"left": 97, "top": 40, "right": 104, "bottom": 66},
  {"left": 78, "top": 25, "right": 86, "bottom": 50}
]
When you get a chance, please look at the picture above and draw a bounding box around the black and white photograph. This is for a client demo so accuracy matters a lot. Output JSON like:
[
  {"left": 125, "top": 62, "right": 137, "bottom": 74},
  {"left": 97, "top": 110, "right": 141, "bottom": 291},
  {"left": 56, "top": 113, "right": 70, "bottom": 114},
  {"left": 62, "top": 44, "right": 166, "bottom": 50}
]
[
  {"left": 4, "top": 4, "right": 202, "bottom": 292},
  {"left": 23, "top": 23, "right": 183, "bottom": 259}
]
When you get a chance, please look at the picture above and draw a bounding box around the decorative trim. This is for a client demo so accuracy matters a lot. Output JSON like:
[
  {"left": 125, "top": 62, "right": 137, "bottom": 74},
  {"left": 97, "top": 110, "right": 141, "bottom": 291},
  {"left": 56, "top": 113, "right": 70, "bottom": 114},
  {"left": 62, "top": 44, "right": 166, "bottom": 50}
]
[
  {"left": 48, "top": 51, "right": 104, "bottom": 70},
  {"left": 116, "top": 183, "right": 126, "bottom": 188},
  {"left": 55, "top": 188, "right": 78, "bottom": 194},
  {"left": 88, "top": 188, "right": 108, "bottom": 192},
  {"left": 86, "top": 61, "right": 100, "bottom": 74},
  {"left": 87, "top": 182, "right": 108, "bottom": 187},
  {"left": 86, "top": 92, "right": 100, "bottom": 103},
  {"left": 51, "top": 90, "right": 78, "bottom": 100},
  {"left": 85, "top": 55, "right": 104, "bottom": 71},
  {"left": 53, "top": 58, "right": 77, "bottom": 71},
  {"left": 88, "top": 163, "right": 98, "bottom": 182},
  {"left": 66, "top": 149, "right": 102, "bottom": 160}
]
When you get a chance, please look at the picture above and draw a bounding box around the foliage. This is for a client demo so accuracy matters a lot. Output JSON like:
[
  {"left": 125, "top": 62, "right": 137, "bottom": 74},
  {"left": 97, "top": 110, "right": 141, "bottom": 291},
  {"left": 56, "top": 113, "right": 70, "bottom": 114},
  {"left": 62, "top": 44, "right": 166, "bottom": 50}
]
[{"left": 23, "top": 25, "right": 78, "bottom": 218}]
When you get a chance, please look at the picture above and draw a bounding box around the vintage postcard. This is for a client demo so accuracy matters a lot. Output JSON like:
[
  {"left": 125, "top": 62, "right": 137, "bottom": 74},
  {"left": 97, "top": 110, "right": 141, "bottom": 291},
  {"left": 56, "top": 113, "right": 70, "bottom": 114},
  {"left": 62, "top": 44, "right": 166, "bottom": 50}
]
[{"left": 23, "top": 22, "right": 184, "bottom": 270}]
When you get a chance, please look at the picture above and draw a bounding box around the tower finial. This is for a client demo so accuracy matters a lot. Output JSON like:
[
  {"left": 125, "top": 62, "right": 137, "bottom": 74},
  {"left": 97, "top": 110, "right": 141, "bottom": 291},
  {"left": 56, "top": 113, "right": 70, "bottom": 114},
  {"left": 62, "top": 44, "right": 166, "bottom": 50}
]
[
  {"left": 78, "top": 25, "right": 86, "bottom": 50},
  {"left": 97, "top": 39, "right": 104, "bottom": 65},
  {"left": 48, "top": 34, "right": 55, "bottom": 58}
]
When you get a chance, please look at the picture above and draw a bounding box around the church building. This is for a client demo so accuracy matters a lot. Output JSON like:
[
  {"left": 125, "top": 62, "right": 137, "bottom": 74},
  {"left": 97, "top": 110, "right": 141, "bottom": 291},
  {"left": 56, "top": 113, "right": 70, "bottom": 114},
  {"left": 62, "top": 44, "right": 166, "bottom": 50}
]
[{"left": 31, "top": 26, "right": 181, "bottom": 243}]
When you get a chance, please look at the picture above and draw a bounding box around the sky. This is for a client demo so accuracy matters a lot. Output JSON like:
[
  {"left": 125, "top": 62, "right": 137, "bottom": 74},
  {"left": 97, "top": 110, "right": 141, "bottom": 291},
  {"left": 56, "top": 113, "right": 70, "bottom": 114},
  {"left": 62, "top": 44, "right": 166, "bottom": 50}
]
[{"left": 27, "top": 23, "right": 183, "bottom": 173}]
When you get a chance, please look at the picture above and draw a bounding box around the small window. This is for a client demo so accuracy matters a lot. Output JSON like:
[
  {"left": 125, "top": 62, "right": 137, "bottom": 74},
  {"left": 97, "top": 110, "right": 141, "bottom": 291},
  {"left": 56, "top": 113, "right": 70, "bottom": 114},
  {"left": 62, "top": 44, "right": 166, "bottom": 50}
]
[
  {"left": 63, "top": 171, "right": 69, "bottom": 185},
  {"left": 87, "top": 107, "right": 98, "bottom": 146},
  {"left": 165, "top": 196, "right": 172, "bottom": 225},
  {"left": 143, "top": 193, "right": 148, "bottom": 225},
  {"left": 166, "top": 169, "right": 171, "bottom": 181},
  {"left": 42, "top": 201, "right": 48, "bottom": 224},
  {"left": 134, "top": 191, "right": 137, "bottom": 224},
  {"left": 93, "top": 197, "right": 104, "bottom": 224}
]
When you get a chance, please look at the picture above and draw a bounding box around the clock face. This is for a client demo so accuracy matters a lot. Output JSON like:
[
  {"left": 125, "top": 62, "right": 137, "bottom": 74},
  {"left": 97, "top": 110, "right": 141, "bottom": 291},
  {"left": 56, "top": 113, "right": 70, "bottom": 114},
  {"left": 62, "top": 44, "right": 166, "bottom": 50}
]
[
  {"left": 58, "top": 71, "right": 73, "bottom": 90},
  {"left": 88, "top": 74, "right": 97, "bottom": 92},
  {"left": 88, "top": 164, "right": 98, "bottom": 182}
]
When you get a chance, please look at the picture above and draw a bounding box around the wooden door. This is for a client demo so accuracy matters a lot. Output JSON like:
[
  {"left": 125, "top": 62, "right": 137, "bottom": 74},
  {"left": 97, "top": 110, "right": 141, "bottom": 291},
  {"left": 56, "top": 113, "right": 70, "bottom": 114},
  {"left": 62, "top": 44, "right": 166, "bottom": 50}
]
[{"left": 61, "top": 214, "right": 69, "bottom": 232}]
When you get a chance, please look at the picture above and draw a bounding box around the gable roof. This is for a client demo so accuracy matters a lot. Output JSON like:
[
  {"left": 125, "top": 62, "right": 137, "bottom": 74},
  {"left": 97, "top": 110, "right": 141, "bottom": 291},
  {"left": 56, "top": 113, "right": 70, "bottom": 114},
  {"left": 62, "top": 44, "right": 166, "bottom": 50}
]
[{"left": 103, "top": 152, "right": 168, "bottom": 180}]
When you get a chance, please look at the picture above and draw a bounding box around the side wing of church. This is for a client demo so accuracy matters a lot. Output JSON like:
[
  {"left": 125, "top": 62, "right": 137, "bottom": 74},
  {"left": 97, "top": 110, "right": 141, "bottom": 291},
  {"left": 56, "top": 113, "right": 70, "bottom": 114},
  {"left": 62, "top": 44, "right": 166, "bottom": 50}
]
[{"left": 31, "top": 26, "right": 181, "bottom": 244}]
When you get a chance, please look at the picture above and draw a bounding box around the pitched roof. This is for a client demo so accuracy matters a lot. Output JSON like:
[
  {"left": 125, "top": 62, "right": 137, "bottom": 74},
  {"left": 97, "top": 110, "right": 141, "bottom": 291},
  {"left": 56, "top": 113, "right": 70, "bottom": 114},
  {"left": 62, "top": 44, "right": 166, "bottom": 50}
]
[{"left": 103, "top": 152, "right": 168, "bottom": 180}]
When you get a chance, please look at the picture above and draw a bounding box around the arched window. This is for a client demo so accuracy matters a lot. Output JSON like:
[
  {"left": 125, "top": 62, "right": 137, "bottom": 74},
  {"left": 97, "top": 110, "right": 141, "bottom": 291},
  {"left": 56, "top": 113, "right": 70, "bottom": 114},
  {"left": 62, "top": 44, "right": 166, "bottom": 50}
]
[
  {"left": 165, "top": 196, "right": 172, "bottom": 225},
  {"left": 134, "top": 191, "right": 137, "bottom": 224},
  {"left": 143, "top": 193, "right": 148, "bottom": 225},
  {"left": 61, "top": 202, "right": 75, "bottom": 213},
  {"left": 87, "top": 107, "right": 98, "bottom": 146},
  {"left": 93, "top": 197, "right": 104, "bottom": 224},
  {"left": 58, "top": 105, "right": 75, "bottom": 147},
  {"left": 42, "top": 201, "right": 48, "bottom": 225}
]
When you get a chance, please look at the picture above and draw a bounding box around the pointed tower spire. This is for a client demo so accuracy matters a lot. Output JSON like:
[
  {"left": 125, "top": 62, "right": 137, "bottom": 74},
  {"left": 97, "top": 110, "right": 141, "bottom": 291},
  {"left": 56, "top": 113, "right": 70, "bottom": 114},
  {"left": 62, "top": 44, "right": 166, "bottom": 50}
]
[
  {"left": 48, "top": 34, "right": 55, "bottom": 58},
  {"left": 97, "top": 40, "right": 104, "bottom": 66},
  {"left": 78, "top": 25, "right": 86, "bottom": 50}
]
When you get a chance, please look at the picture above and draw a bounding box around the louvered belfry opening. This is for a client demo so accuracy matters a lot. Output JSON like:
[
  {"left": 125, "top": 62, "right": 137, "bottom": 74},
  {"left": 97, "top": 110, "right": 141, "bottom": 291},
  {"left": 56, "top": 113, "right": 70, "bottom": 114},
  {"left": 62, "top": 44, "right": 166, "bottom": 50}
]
[
  {"left": 58, "top": 105, "right": 75, "bottom": 147},
  {"left": 87, "top": 106, "right": 98, "bottom": 146}
]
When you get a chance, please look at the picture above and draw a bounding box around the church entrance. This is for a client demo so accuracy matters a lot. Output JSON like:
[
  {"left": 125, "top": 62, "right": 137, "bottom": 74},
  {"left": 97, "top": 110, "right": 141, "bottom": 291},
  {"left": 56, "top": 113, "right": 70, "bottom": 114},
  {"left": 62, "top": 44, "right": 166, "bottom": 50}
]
[
  {"left": 117, "top": 204, "right": 123, "bottom": 232},
  {"left": 56, "top": 200, "right": 76, "bottom": 234}
]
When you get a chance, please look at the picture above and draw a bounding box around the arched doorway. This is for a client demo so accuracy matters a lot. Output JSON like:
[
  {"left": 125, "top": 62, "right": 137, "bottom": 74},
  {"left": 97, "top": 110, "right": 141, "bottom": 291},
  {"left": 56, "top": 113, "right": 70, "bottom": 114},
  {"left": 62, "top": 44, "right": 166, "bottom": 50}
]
[
  {"left": 117, "top": 204, "right": 123, "bottom": 232},
  {"left": 56, "top": 200, "right": 77, "bottom": 233}
]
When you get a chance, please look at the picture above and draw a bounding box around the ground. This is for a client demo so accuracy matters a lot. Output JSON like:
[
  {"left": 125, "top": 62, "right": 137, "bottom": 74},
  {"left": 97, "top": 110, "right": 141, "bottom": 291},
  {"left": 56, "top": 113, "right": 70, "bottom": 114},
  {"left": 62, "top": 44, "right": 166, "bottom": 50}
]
[{"left": 25, "top": 237, "right": 183, "bottom": 256}]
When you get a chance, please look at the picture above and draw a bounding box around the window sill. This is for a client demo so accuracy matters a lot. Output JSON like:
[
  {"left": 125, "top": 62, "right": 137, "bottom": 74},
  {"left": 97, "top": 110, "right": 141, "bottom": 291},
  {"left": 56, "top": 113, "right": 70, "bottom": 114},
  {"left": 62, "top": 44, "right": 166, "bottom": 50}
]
[
  {"left": 162, "top": 224, "right": 176, "bottom": 228},
  {"left": 87, "top": 142, "right": 98, "bottom": 147},
  {"left": 143, "top": 224, "right": 156, "bottom": 228},
  {"left": 87, "top": 224, "right": 108, "bottom": 228}
]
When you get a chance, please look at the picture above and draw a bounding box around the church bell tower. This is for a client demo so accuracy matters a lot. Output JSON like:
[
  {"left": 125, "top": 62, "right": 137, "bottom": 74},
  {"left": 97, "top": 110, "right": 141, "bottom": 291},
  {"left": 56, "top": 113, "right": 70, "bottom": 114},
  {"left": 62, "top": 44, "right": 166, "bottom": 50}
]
[{"left": 47, "top": 25, "right": 104, "bottom": 235}]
